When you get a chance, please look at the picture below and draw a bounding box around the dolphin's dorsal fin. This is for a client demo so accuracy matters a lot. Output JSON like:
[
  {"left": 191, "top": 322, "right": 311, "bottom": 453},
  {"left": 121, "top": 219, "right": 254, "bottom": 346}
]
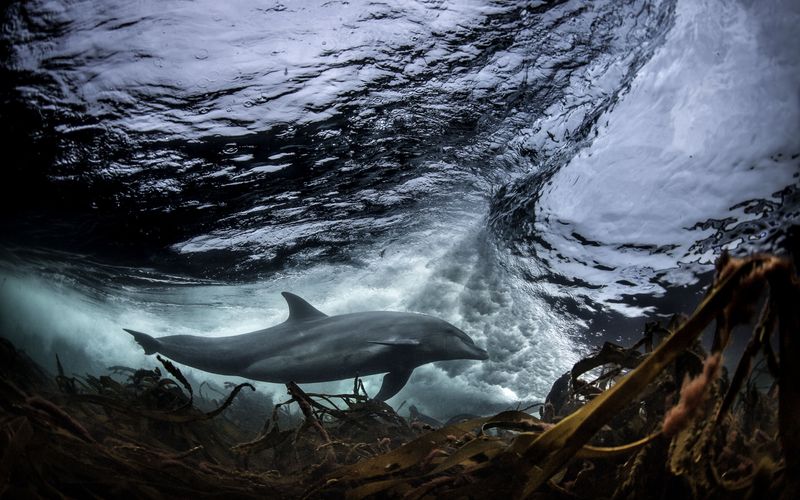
[
  {"left": 368, "top": 339, "right": 420, "bottom": 346},
  {"left": 282, "top": 292, "right": 327, "bottom": 322}
]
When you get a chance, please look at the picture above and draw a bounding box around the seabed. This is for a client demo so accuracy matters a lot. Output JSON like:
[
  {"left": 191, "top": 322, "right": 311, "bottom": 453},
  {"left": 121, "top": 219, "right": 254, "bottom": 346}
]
[{"left": 1, "top": 254, "right": 798, "bottom": 499}]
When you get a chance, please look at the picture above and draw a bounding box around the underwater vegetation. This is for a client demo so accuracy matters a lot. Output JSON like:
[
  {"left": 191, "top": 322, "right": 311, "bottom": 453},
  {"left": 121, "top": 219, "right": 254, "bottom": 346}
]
[{"left": 1, "top": 253, "right": 798, "bottom": 499}]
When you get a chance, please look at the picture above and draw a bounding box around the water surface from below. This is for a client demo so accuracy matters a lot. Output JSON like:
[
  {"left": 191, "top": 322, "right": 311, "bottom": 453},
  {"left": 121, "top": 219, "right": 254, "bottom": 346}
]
[{"left": 1, "top": 0, "right": 797, "bottom": 418}]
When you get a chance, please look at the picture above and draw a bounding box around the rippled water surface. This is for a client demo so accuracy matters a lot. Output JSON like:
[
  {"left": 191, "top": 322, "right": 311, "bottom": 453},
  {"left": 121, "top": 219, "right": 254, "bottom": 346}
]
[{"left": 1, "top": 0, "right": 798, "bottom": 416}]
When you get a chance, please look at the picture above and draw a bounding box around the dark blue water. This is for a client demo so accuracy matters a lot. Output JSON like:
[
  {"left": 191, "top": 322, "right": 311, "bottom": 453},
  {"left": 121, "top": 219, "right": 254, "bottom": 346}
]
[{"left": 1, "top": 0, "right": 798, "bottom": 417}]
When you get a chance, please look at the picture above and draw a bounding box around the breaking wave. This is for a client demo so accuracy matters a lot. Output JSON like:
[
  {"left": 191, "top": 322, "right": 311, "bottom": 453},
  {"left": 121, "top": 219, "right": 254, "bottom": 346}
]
[{"left": 1, "top": 0, "right": 797, "bottom": 417}]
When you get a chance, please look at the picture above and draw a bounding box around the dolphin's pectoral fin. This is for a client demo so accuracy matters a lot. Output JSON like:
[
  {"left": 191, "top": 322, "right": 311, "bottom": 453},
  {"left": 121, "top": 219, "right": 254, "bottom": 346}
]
[
  {"left": 281, "top": 292, "right": 328, "bottom": 322},
  {"left": 374, "top": 368, "right": 413, "bottom": 401}
]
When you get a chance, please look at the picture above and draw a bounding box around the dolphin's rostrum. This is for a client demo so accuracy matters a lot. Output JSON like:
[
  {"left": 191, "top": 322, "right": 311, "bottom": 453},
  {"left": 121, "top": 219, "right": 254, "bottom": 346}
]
[{"left": 124, "top": 292, "right": 489, "bottom": 401}]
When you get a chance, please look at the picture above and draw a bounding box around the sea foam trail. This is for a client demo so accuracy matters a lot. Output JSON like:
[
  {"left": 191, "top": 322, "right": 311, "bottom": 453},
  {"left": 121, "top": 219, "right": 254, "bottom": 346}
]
[{"left": 0, "top": 224, "right": 581, "bottom": 418}]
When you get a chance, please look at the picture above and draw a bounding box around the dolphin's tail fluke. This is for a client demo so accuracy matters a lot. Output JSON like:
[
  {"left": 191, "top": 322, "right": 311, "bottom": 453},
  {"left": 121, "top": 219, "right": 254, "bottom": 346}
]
[{"left": 123, "top": 328, "right": 160, "bottom": 355}]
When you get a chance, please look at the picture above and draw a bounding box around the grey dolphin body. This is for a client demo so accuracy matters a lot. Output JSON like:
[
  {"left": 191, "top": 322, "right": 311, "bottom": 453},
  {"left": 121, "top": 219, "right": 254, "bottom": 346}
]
[{"left": 124, "top": 292, "right": 489, "bottom": 401}]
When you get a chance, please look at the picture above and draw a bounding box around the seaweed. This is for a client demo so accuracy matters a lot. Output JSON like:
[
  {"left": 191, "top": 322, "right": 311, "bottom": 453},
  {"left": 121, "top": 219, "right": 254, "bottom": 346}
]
[
  {"left": 0, "top": 252, "right": 797, "bottom": 499},
  {"left": 312, "top": 254, "right": 799, "bottom": 499}
]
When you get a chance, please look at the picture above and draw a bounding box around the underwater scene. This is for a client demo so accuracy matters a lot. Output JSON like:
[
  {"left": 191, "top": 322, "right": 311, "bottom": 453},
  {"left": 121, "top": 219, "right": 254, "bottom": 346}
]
[{"left": 1, "top": 0, "right": 798, "bottom": 498}]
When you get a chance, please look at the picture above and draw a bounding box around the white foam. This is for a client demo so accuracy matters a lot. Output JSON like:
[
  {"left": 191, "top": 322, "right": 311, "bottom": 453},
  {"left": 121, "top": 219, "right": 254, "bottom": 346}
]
[{"left": 535, "top": 0, "right": 800, "bottom": 311}]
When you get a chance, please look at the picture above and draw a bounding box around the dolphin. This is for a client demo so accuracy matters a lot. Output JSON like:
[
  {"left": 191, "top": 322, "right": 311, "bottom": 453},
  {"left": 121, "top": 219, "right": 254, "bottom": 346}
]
[{"left": 123, "top": 292, "right": 489, "bottom": 401}]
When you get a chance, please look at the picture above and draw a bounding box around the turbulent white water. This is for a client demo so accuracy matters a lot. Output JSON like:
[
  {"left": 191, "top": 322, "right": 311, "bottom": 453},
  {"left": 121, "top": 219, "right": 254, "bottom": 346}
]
[
  {"left": 1, "top": 0, "right": 797, "bottom": 419},
  {"left": 530, "top": 0, "right": 800, "bottom": 310}
]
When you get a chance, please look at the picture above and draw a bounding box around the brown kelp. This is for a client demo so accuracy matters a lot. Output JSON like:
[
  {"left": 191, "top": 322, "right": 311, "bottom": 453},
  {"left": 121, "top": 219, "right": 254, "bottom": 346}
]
[
  {"left": 1, "top": 253, "right": 798, "bottom": 499},
  {"left": 312, "top": 254, "right": 798, "bottom": 499}
]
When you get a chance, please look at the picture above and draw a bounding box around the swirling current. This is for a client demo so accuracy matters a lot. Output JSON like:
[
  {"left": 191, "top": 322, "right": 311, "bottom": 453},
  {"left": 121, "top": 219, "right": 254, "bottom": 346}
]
[{"left": 1, "top": 0, "right": 798, "bottom": 417}]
